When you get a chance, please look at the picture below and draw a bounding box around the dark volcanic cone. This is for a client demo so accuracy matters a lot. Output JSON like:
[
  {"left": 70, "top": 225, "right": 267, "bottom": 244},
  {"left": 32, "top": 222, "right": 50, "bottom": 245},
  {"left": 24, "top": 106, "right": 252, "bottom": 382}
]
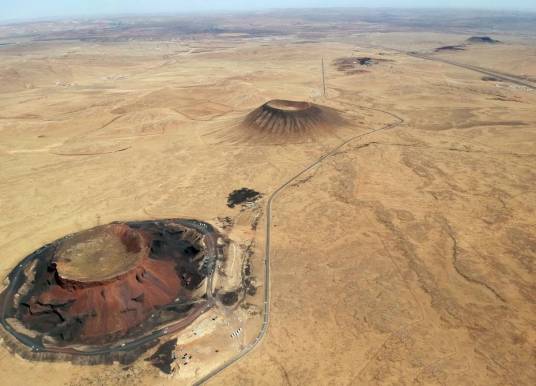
[
  {"left": 32, "top": 224, "right": 184, "bottom": 342},
  {"left": 0, "top": 219, "right": 217, "bottom": 359},
  {"left": 240, "top": 99, "right": 346, "bottom": 141}
]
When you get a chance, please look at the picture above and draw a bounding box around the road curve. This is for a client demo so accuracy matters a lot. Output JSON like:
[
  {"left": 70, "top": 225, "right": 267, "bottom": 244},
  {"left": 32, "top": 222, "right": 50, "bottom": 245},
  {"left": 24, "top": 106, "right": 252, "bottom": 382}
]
[{"left": 194, "top": 106, "right": 404, "bottom": 385}]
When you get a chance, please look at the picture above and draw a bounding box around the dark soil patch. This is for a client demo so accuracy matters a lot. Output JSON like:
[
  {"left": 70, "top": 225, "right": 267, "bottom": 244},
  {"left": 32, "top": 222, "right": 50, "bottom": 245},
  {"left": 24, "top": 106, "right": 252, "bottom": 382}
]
[
  {"left": 146, "top": 339, "right": 176, "bottom": 374},
  {"left": 467, "top": 36, "right": 500, "bottom": 44},
  {"left": 333, "top": 57, "right": 392, "bottom": 74},
  {"left": 220, "top": 291, "right": 239, "bottom": 306},
  {"left": 435, "top": 45, "right": 466, "bottom": 52},
  {"left": 227, "top": 188, "right": 262, "bottom": 208}
]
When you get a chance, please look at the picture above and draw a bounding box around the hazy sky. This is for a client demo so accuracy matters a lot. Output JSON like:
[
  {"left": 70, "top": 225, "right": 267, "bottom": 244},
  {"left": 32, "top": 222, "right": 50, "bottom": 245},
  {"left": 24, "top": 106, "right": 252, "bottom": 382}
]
[{"left": 2, "top": 0, "right": 535, "bottom": 22}]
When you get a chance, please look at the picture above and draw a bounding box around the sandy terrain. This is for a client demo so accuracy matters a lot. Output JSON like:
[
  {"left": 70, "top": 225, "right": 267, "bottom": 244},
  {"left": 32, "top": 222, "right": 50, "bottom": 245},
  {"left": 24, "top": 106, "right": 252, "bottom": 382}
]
[{"left": 0, "top": 9, "right": 535, "bottom": 386}]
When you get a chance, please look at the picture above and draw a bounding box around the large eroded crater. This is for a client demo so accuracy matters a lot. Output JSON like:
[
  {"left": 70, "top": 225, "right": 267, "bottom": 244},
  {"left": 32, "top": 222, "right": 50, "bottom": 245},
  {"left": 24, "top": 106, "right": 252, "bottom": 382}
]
[{"left": 0, "top": 219, "right": 222, "bottom": 361}]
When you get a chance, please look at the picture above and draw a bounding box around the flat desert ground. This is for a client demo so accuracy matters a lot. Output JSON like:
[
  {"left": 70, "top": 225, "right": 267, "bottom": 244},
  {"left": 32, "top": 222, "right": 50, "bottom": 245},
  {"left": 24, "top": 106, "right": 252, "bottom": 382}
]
[{"left": 0, "top": 9, "right": 535, "bottom": 386}]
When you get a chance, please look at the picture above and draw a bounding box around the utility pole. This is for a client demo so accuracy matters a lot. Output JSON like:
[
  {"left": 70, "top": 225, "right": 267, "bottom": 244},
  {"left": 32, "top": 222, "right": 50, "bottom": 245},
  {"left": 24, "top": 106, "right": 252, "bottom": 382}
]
[{"left": 321, "top": 56, "right": 326, "bottom": 98}]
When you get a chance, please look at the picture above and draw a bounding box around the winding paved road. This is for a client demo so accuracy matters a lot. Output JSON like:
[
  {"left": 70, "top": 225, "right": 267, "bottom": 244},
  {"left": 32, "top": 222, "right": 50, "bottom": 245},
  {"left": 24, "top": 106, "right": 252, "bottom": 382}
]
[
  {"left": 197, "top": 43, "right": 535, "bottom": 384},
  {"left": 194, "top": 106, "right": 404, "bottom": 385}
]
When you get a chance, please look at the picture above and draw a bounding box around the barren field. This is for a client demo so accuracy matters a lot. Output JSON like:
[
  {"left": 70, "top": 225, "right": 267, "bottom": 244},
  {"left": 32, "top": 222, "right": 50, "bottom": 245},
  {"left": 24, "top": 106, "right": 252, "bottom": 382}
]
[{"left": 0, "top": 8, "right": 535, "bottom": 386}]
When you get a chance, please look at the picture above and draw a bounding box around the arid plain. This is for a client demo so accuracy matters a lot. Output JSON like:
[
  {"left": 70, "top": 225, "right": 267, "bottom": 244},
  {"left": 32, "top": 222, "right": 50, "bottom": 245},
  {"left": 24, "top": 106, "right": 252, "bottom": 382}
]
[{"left": 0, "top": 9, "right": 535, "bottom": 386}]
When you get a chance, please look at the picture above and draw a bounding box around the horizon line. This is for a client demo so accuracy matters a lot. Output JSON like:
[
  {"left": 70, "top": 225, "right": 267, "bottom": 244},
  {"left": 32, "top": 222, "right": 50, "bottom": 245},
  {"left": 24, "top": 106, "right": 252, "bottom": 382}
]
[{"left": 2, "top": 6, "right": 536, "bottom": 25}]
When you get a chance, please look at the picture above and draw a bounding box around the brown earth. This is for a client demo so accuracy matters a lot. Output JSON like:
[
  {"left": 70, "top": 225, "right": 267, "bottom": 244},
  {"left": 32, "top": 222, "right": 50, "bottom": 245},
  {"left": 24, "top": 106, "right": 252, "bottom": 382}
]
[{"left": 0, "top": 8, "right": 535, "bottom": 386}]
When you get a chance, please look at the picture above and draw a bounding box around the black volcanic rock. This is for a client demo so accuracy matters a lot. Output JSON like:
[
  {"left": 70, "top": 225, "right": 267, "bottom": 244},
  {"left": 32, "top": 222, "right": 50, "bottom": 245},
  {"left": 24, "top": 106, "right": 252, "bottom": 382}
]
[
  {"left": 435, "top": 45, "right": 466, "bottom": 52},
  {"left": 146, "top": 339, "right": 177, "bottom": 374},
  {"left": 227, "top": 188, "right": 261, "bottom": 208},
  {"left": 467, "top": 36, "right": 500, "bottom": 44}
]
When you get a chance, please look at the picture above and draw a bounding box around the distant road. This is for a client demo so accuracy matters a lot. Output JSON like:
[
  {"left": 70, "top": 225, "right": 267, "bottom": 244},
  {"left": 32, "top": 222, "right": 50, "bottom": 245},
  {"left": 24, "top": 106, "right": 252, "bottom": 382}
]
[
  {"left": 196, "top": 43, "right": 536, "bottom": 385},
  {"left": 407, "top": 52, "right": 536, "bottom": 91},
  {"left": 194, "top": 106, "right": 404, "bottom": 385},
  {"left": 371, "top": 44, "right": 536, "bottom": 91}
]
